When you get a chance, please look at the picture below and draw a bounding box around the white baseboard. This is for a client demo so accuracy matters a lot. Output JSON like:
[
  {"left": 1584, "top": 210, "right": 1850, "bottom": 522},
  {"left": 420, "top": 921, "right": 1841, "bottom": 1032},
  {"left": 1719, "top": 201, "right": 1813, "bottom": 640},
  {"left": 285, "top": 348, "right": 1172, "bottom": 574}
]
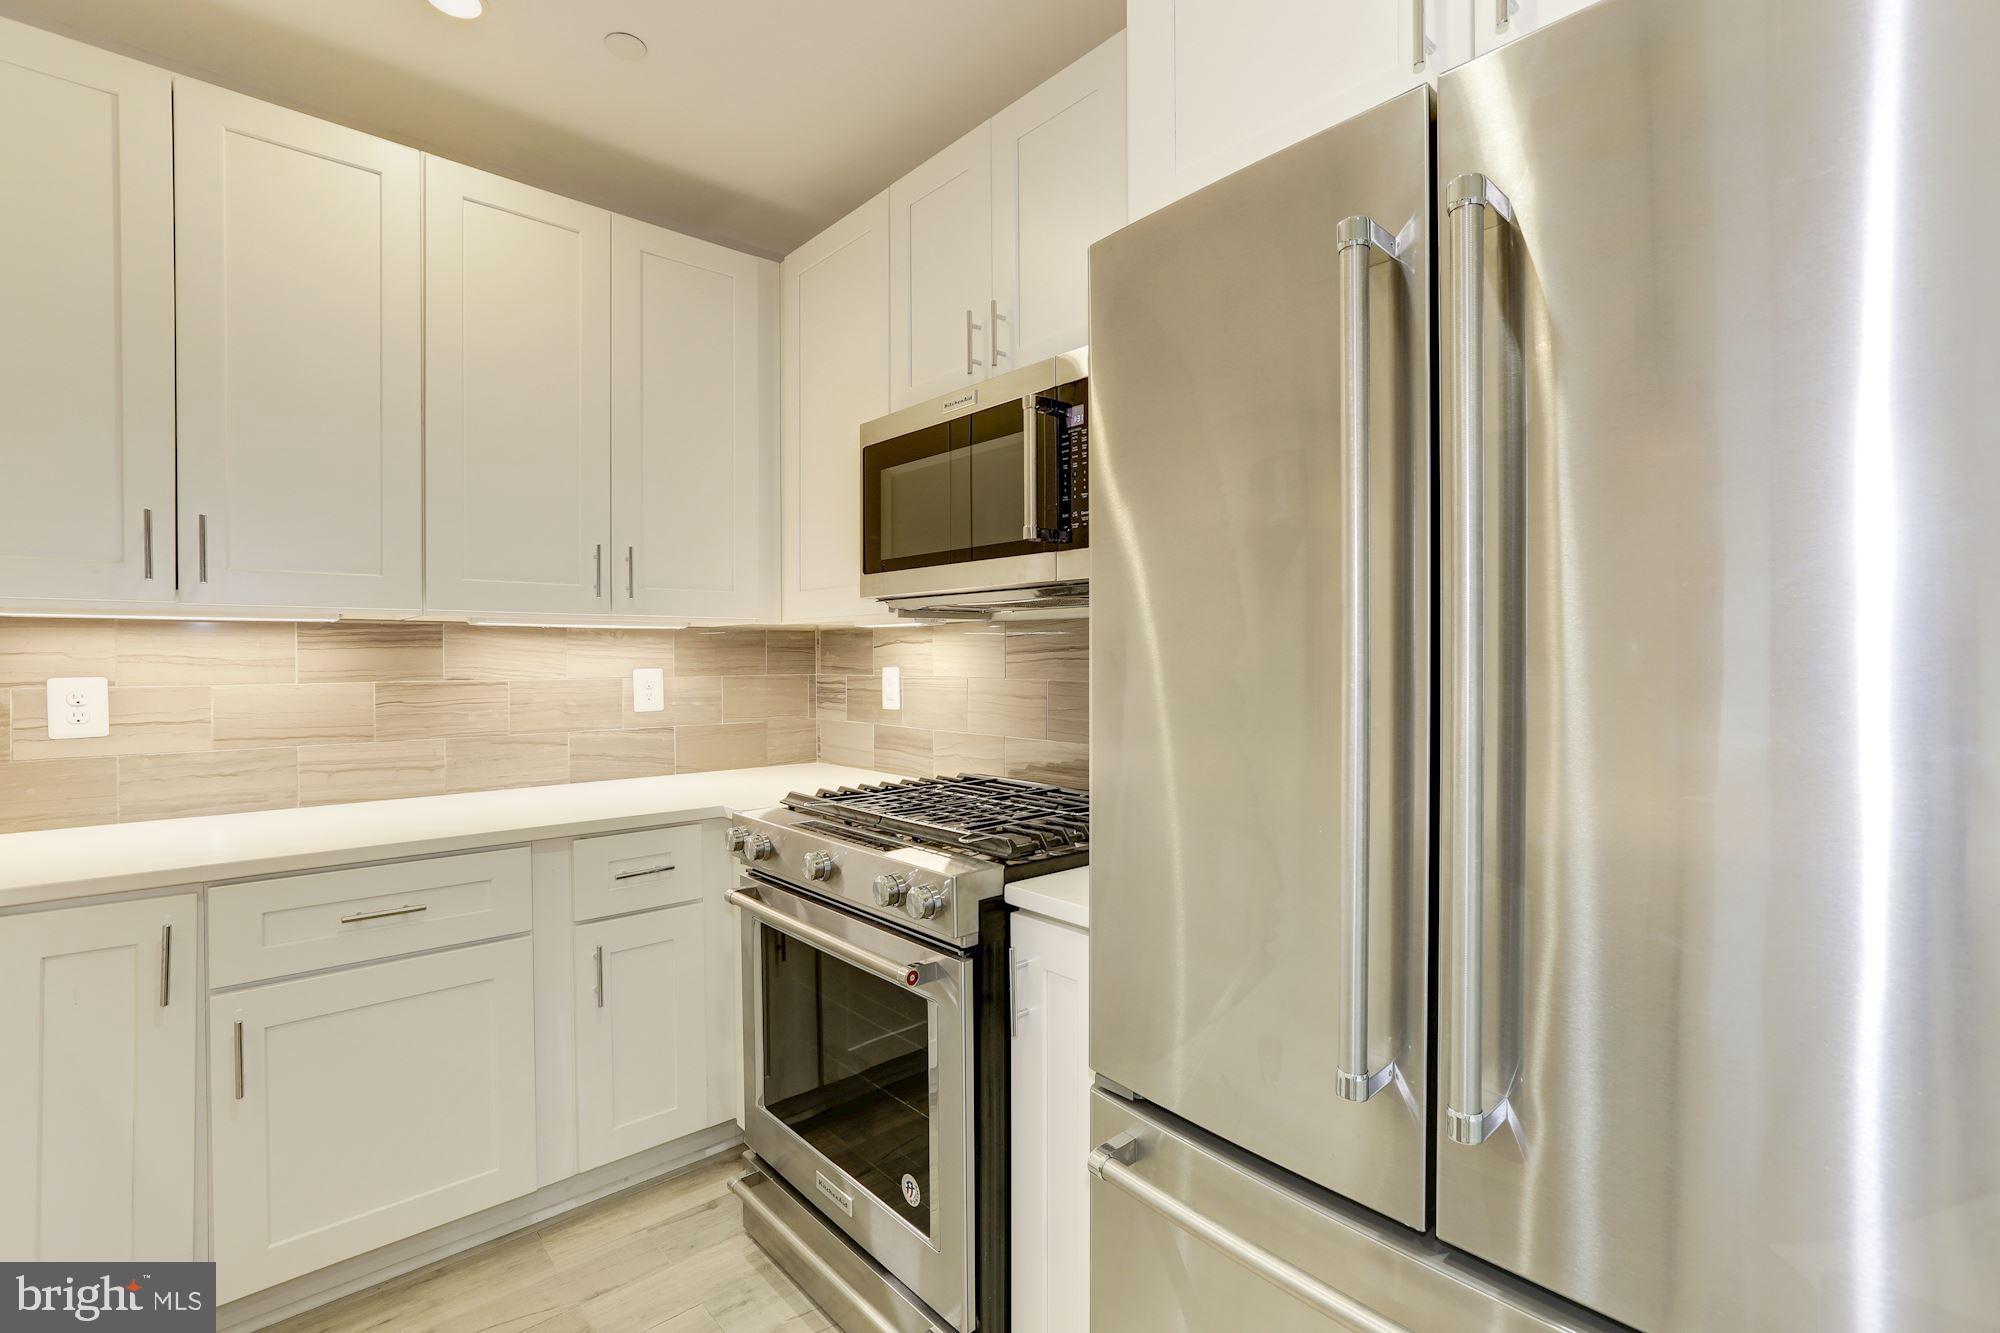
[{"left": 217, "top": 1121, "right": 745, "bottom": 1332}]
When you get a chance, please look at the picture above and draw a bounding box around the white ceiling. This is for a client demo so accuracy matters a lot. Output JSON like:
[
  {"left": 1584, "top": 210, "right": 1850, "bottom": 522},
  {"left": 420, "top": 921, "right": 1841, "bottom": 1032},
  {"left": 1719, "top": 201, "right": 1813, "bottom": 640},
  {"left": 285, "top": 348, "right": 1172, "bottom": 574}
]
[{"left": 0, "top": 0, "right": 1125, "bottom": 258}]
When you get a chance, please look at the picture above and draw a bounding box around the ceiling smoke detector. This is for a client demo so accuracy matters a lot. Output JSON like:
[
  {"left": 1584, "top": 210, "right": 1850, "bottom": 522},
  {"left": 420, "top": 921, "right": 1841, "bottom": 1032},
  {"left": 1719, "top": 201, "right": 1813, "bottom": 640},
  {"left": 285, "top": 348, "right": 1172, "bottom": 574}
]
[
  {"left": 603, "top": 31, "right": 648, "bottom": 60},
  {"left": 427, "top": 0, "right": 485, "bottom": 18}
]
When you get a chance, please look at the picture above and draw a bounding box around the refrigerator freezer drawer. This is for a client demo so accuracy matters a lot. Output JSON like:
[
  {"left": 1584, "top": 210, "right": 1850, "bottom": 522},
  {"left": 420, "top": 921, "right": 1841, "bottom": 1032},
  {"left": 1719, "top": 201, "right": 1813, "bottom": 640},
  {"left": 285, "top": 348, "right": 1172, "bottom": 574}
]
[{"left": 1087, "top": 1088, "right": 1611, "bottom": 1333}]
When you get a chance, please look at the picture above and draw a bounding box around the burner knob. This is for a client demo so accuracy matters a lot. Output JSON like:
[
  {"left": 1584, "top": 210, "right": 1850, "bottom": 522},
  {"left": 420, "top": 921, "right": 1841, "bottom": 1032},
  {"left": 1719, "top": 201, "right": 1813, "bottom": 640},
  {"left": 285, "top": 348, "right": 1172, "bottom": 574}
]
[
  {"left": 726, "top": 826, "right": 750, "bottom": 853},
  {"left": 803, "top": 851, "right": 836, "bottom": 882},
  {"left": 739, "top": 832, "right": 774, "bottom": 862},
  {"left": 903, "top": 883, "right": 949, "bottom": 922},
  {"left": 872, "top": 873, "right": 911, "bottom": 907}
]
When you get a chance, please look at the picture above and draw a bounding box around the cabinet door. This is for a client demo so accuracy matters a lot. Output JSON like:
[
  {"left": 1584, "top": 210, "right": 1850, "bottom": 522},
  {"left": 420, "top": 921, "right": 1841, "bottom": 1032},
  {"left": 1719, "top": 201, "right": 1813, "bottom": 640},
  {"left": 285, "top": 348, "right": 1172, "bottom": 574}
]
[
  {"left": 574, "top": 904, "right": 708, "bottom": 1171},
  {"left": 1127, "top": 0, "right": 1436, "bottom": 218},
  {"left": 611, "top": 215, "right": 777, "bottom": 620},
  {"left": 1011, "top": 912, "right": 1091, "bottom": 1333},
  {"left": 425, "top": 157, "right": 612, "bottom": 616},
  {"left": 0, "top": 19, "right": 174, "bottom": 604},
  {"left": 780, "top": 192, "right": 890, "bottom": 623},
  {"left": 0, "top": 895, "right": 196, "bottom": 1260},
  {"left": 174, "top": 81, "right": 423, "bottom": 612},
  {"left": 888, "top": 122, "right": 993, "bottom": 409},
  {"left": 993, "top": 32, "right": 1127, "bottom": 368},
  {"left": 210, "top": 938, "right": 537, "bottom": 1303},
  {"left": 1471, "top": 0, "right": 1603, "bottom": 56}
]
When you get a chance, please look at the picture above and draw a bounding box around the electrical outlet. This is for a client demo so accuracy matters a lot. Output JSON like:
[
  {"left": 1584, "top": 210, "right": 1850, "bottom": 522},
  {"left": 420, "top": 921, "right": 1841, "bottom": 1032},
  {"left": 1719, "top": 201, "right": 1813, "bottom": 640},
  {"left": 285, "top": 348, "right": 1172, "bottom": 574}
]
[
  {"left": 633, "top": 666, "right": 666, "bottom": 713},
  {"left": 882, "top": 665, "right": 902, "bottom": 711},
  {"left": 45, "top": 676, "right": 110, "bottom": 739}
]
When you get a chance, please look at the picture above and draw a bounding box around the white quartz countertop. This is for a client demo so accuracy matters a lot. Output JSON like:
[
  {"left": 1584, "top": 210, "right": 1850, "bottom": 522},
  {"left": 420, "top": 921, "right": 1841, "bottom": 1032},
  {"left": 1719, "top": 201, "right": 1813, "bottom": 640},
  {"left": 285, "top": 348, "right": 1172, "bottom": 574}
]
[
  {"left": 0, "top": 763, "right": 894, "bottom": 911},
  {"left": 1005, "top": 866, "right": 1089, "bottom": 930}
]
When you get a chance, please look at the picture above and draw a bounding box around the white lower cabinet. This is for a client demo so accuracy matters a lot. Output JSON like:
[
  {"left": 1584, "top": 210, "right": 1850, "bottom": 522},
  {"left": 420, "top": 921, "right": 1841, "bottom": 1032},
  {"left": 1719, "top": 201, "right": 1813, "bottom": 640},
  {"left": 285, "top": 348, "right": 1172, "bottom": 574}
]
[
  {"left": 0, "top": 895, "right": 197, "bottom": 1260},
  {"left": 573, "top": 902, "right": 710, "bottom": 1171},
  {"left": 209, "top": 936, "right": 538, "bottom": 1303},
  {"left": 1010, "top": 911, "right": 1091, "bottom": 1332}
]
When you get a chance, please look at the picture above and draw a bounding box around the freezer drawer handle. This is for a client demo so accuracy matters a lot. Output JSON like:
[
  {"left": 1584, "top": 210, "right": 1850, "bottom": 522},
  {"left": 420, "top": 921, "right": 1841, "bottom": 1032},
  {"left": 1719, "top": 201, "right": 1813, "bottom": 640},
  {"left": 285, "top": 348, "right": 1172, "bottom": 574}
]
[
  {"left": 1443, "top": 173, "right": 1515, "bottom": 1148},
  {"left": 727, "top": 887, "right": 943, "bottom": 989},
  {"left": 1332, "top": 215, "right": 1408, "bottom": 1105},
  {"left": 1088, "top": 1133, "right": 1410, "bottom": 1332}
]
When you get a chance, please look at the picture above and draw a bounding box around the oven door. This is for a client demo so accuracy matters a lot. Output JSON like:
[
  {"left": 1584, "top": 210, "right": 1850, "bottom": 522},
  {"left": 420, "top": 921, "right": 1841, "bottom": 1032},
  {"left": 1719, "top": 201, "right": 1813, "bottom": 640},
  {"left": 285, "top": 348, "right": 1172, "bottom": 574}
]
[{"left": 734, "top": 871, "right": 976, "bottom": 1330}]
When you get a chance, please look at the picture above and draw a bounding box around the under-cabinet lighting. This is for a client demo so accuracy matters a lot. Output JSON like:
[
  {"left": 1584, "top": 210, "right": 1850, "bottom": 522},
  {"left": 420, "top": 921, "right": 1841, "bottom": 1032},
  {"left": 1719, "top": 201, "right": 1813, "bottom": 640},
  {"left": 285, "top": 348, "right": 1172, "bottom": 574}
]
[
  {"left": 466, "top": 620, "right": 689, "bottom": 631},
  {"left": 0, "top": 611, "right": 341, "bottom": 624},
  {"left": 427, "top": 0, "right": 484, "bottom": 18}
]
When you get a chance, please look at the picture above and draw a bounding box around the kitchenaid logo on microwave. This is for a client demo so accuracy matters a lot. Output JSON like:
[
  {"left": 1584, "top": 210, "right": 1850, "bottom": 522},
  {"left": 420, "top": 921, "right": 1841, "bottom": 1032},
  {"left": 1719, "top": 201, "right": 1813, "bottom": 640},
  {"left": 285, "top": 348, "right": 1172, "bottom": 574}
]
[{"left": 5, "top": 1263, "right": 214, "bottom": 1330}]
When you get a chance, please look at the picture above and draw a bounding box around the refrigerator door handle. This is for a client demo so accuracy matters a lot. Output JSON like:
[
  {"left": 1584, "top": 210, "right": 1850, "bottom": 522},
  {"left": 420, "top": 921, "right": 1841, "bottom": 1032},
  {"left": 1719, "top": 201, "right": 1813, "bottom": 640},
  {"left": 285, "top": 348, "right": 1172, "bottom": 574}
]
[
  {"left": 1088, "top": 1133, "right": 1412, "bottom": 1332},
  {"left": 1444, "top": 173, "right": 1514, "bottom": 1148},
  {"left": 1334, "top": 215, "right": 1406, "bottom": 1104}
]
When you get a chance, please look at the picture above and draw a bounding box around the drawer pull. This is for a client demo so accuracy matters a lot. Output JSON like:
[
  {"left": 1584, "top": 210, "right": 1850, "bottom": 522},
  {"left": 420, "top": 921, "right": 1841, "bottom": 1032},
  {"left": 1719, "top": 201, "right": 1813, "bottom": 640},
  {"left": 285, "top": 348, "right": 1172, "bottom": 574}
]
[
  {"left": 233, "top": 1020, "right": 245, "bottom": 1100},
  {"left": 612, "top": 863, "right": 676, "bottom": 881},
  {"left": 340, "top": 903, "right": 429, "bottom": 925}
]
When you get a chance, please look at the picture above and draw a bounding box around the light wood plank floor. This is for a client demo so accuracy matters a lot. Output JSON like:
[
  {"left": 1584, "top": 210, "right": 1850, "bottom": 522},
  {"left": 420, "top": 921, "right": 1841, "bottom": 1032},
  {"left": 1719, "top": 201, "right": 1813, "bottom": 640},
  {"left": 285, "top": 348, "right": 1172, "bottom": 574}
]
[{"left": 271, "top": 1154, "right": 832, "bottom": 1333}]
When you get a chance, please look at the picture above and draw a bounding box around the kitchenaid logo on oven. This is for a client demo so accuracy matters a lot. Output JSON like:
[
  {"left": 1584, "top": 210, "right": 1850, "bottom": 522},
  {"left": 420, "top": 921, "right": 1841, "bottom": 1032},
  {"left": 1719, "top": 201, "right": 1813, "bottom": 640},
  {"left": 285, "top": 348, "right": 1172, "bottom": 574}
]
[{"left": 5, "top": 1264, "right": 214, "bottom": 1330}]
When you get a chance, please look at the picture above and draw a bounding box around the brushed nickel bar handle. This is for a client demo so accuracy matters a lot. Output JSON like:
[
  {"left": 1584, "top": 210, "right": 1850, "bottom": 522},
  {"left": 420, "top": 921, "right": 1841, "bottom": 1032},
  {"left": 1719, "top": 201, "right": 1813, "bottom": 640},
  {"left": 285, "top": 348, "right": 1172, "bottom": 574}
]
[
  {"left": 233, "top": 1020, "right": 245, "bottom": 1100},
  {"left": 626, "top": 545, "right": 635, "bottom": 599},
  {"left": 612, "top": 862, "right": 676, "bottom": 881},
  {"left": 965, "top": 308, "right": 985, "bottom": 375},
  {"left": 1496, "top": 0, "right": 1512, "bottom": 32},
  {"left": 159, "top": 923, "right": 172, "bottom": 1007},
  {"left": 197, "top": 514, "right": 209, "bottom": 583},
  {"left": 1333, "top": 215, "right": 1402, "bottom": 1103},
  {"left": 1413, "top": 0, "right": 1429, "bottom": 70},
  {"left": 727, "top": 888, "right": 942, "bottom": 989},
  {"left": 594, "top": 543, "right": 604, "bottom": 597},
  {"left": 1088, "top": 1134, "right": 1411, "bottom": 1332},
  {"left": 1444, "top": 173, "right": 1513, "bottom": 1148},
  {"left": 339, "top": 903, "right": 428, "bottom": 925},
  {"left": 594, "top": 945, "right": 605, "bottom": 1008},
  {"left": 142, "top": 508, "right": 155, "bottom": 580},
  {"left": 989, "top": 297, "right": 1006, "bottom": 365}
]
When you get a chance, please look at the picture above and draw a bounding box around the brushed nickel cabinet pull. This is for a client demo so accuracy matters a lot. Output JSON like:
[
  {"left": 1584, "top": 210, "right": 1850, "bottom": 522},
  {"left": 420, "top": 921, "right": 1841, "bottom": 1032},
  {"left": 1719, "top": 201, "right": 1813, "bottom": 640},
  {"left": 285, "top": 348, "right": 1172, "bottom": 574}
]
[
  {"left": 1496, "top": 0, "right": 1512, "bottom": 32},
  {"left": 233, "top": 1020, "right": 245, "bottom": 1100},
  {"left": 611, "top": 862, "right": 676, "bottom": 881},
  {"left": 339, "top": 903, "right": 428, "bottom": 925},
  {"left": 142, "top": 508, "right": 155, "bottom": 580},
  {"left": 595, "top": 543, "right": 604, "bottom": 597},
  {"left": 990, "top": 298, "right": 1006, "bottom": 364},
  {"left": 159, "top": 923, "right": 172, "bottom": 1007},
  {"left": 197, "top": 514, "right": 209, "bottom": 583},
  {"left": 595, "top": 946, "right": 606, "bottom": 1008},
  {"left": 626, "top": 545, "right": 635, "bottom": 599}
]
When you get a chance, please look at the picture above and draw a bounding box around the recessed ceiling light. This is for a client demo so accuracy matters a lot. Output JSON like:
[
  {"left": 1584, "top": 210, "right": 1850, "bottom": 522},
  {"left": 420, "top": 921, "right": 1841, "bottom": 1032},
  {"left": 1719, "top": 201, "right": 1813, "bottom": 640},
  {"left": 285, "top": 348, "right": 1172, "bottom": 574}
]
[
  {"left": 603, "top": 31, "right": 648, "bottom": 60},
  {"left": 427, "top": 0, "right": 484, "bottom": 19}
]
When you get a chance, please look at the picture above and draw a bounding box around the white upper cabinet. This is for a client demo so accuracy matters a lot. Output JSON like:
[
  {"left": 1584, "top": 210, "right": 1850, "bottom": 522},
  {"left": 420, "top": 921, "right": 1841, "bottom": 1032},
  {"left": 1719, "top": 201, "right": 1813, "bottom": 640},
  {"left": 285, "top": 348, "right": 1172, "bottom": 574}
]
[
  {"left": 1472, "top": 0, "right": 1602, "bottom": 56},
  {"left": 1128, "top": 0, "right": 1446, "bottom": 218},
  {"left": 780, "top": 192, "right": 890, "bottom": 624},
  {"left": 611, "top": 215, "right": 777, "bottom": 621},
  {"left": 992, "top": 32, "right": 1128, "bottom": 368},
  {"left": 425, "top": 157, "right": 612, "bottom": 617},
  {"left": 174, "top": 82, "right": 424, "bottom": 611},
  {"left": 0, "top": 896, "right": 197, "bottom": 1262},
  {"left": 0, "top": 19, "right": 174, "bottom": 604},
  {"left": 889, "top": 122, "right": 994, "bottom": 409}
]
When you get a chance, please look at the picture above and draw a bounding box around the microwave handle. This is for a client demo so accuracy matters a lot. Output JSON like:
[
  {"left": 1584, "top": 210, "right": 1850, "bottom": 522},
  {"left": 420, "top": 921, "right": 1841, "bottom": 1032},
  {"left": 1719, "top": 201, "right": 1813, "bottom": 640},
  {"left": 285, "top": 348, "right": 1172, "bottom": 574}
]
[{"left": 1022, "top": 399, "right": 1044, "bottom": 541}]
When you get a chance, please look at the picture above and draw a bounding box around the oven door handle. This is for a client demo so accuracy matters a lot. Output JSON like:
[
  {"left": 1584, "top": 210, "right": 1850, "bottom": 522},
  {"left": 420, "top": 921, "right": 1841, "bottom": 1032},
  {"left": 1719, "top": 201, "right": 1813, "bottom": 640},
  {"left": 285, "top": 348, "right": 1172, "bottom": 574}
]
[{"left": 728, "top": 888, "right": 945, "bottom": 989}]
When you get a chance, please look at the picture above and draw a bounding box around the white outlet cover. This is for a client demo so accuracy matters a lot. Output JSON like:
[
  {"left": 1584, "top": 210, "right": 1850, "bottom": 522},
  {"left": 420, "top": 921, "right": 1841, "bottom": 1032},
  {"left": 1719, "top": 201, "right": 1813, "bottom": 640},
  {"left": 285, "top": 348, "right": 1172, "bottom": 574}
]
[
  {"left": 632, "top": 666, "right": 666, "bottom": 713},
  {"left": 882, "top": 664, "right": 902, "bottom": 711},
  {"left": 46, "top": 676, "right": 110, "bottom": 739}
]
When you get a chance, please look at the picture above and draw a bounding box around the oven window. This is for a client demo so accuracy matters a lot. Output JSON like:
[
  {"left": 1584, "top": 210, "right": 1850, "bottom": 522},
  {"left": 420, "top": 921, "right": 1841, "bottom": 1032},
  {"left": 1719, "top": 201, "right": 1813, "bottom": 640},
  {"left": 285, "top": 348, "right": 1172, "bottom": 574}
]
[{"left": 760, "top": 926, "right": 935, "bottom": 1238}]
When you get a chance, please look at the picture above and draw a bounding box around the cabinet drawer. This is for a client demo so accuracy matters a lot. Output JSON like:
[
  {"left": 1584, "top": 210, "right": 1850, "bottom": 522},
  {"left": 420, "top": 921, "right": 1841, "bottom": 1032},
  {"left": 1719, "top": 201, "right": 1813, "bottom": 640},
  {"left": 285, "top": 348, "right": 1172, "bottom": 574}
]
[
  {"left": 208, "top": 848, "right": 532, "bottom": 987},
  {"left": 572, "top": 824, "right": 706, "bottom": 922}
]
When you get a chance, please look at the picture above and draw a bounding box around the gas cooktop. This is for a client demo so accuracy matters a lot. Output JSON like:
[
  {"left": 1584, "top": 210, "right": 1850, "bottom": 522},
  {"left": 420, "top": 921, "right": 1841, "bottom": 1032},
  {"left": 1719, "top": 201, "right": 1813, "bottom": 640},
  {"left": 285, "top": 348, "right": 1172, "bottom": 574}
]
[{"left": 780, "top": 774, "right": 1089, "bottom": 875}]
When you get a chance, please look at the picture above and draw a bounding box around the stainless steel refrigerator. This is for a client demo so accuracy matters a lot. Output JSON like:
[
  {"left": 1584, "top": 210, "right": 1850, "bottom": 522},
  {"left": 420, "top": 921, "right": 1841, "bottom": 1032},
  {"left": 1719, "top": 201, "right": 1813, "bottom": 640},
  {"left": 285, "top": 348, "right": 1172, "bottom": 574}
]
[{"left": 1087, "top": 1, "right": 2000, "bottom": 1329}]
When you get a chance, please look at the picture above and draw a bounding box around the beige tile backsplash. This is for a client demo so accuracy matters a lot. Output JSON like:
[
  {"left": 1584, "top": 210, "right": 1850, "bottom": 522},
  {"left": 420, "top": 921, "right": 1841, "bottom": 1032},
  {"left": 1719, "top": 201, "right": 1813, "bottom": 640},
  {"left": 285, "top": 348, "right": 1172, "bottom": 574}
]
[
  {"left": 0, "top": 617, "right": 1090, "bottom": 834},
  {"left": 814, "top": 621, "right": 1089, "bottom": 788}
]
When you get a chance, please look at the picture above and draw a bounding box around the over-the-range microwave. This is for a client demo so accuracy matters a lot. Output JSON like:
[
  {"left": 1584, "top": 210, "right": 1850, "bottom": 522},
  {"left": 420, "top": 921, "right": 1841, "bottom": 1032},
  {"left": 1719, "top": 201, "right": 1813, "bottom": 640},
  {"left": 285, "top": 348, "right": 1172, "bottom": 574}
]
[{"left": 859, "top": 350, "right": 1088, "bottom": 611}]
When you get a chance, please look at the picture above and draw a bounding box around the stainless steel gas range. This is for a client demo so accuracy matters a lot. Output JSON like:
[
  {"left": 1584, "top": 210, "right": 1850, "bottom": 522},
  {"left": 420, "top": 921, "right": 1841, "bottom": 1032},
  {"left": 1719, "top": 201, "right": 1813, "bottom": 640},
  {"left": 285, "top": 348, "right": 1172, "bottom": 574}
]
[{"left": 723, "top": 775, "right": 1088, "bottom": 1333}]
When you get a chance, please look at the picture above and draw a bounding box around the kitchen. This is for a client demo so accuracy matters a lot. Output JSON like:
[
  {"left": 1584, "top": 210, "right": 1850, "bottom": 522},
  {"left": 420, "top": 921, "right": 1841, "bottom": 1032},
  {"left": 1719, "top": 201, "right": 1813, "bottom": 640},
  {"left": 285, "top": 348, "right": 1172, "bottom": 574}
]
[{"left": 0, "top": 1, "right": 1988, "bottom": 1331}]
